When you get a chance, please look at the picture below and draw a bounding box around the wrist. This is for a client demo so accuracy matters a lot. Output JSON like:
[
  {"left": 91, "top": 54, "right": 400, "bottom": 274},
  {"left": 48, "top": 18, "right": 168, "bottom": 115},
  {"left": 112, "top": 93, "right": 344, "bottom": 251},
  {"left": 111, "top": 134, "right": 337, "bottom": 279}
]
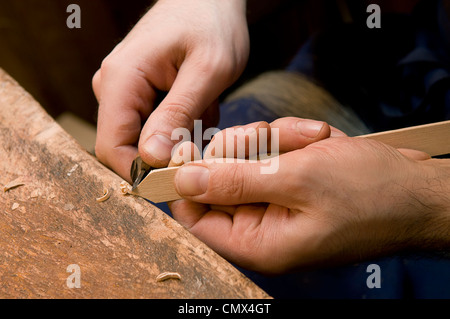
[{"left": 408, "top": 159, "right": 450, "bottom": 250}]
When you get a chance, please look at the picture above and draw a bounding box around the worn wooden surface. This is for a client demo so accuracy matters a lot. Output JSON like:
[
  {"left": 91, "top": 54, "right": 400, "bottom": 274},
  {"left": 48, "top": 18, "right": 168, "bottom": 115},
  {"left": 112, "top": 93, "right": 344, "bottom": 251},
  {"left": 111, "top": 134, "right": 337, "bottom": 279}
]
[{"left": 0, "top": 69, "right": 270, "bottom": 299}]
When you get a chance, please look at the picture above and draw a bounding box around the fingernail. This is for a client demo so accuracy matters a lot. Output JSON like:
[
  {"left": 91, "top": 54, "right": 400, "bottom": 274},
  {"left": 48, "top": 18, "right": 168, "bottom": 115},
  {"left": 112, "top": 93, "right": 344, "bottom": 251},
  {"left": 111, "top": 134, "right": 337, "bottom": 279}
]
[
  {"left": 176, "top": 165, "right": 209, "bottom": 196},
  {"left": 144, "top": 134, "right": 174, "bottom": 161},
  {"left": 296, "top": 120, "right": 324, "bottom": 138},
  {"left": 331, "top": 130, "right": 347, "bottom": 137}
]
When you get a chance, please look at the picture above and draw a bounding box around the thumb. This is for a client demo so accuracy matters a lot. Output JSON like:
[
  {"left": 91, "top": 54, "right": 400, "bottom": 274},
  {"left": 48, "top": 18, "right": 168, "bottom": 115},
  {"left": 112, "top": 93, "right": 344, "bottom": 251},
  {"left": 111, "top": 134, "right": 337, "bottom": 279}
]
[
  {"left": 174, "top": 155, "right": 296, "bottom": 206},
  {"left": 138, "top": 62, "right": 232, "bottom": 168},
  {"left": 397, "top": 148, "right": 431, "bottom": 161}
]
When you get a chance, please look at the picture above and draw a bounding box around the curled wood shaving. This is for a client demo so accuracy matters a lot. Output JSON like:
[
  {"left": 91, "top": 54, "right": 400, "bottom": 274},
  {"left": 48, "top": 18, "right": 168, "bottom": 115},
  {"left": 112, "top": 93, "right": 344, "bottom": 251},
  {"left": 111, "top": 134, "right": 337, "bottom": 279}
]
[
  {"left": 156, "top": 272, "right": 182, "bottom": 282},
  {"left": 120, "top": 181, "right": 132, "bottom": 195},
  {"left": 96, "top": 188, "right": 110, "bottom": 202},
  {"left": 3, "top": 179, "right": 25, "bottom": 192}
]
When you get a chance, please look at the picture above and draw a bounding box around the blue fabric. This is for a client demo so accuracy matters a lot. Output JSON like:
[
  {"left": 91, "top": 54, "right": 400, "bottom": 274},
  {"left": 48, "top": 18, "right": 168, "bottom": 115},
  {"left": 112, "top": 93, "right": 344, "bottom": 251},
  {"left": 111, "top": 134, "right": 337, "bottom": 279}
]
[
  {"left": 217, "top": 98, "right": 280, "bottom": 129},
  {"left": 285, "top": 0, "right": 450, "bottom": 132},
  {"left": 235, "top": 253, "right": 450, "bottom": 299}
]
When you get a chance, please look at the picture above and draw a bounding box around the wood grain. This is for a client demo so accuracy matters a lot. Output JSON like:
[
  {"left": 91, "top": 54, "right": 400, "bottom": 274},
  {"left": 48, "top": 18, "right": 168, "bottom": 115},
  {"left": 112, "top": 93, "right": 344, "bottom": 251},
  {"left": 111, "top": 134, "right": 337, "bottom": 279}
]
[
  {"left": 132, "top": 167, "right": 180, "bottom": 203},
  {"left": 0, "top": 69, "right": 269, "bottom": 299},
  {"left": 134, "top": 120, "right": 450, "bottom": 203},
  {"left": 361, "top": 120, "right": 450, "bottom": 156}
]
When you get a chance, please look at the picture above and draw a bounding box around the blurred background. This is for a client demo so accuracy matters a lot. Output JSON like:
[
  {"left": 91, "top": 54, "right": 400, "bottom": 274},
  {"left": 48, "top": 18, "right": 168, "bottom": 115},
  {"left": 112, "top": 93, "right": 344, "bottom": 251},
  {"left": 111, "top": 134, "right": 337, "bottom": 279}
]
[{"left": 0, "top": 0, "right": 418, "bottom": 152}]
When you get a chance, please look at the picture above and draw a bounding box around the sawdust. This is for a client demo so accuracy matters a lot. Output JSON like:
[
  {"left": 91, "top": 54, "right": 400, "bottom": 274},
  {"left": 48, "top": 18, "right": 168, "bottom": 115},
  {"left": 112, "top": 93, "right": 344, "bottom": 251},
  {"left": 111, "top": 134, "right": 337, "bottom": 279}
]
[{"left": 30, "top": 189, "right": 40, "bottom": 198}]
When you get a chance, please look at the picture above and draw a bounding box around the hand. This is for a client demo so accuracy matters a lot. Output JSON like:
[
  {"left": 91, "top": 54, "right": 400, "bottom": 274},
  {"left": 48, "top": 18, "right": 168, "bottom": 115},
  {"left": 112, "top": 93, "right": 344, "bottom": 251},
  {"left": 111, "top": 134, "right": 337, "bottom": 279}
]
[
  {"left": 168, "top": 117, "right": 449, "bottom": 274},
  {"left": 93, "top": 0, "right": 249, "bottom": 181}
]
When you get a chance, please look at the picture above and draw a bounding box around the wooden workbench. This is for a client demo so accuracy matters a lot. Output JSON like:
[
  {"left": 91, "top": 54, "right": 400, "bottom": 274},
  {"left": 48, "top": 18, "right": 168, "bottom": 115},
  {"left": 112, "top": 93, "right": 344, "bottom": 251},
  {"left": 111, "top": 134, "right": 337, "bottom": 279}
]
[{"left": 0, "top": 69, "right": 269, "bottom": 299}]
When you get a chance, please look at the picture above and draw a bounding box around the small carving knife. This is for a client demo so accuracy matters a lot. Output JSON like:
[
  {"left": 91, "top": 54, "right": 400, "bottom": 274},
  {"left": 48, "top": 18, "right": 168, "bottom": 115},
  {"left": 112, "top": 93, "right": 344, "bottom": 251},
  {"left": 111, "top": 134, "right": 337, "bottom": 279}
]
[{"left": 130, "top": 120, "right": 450, "bottom": 203}]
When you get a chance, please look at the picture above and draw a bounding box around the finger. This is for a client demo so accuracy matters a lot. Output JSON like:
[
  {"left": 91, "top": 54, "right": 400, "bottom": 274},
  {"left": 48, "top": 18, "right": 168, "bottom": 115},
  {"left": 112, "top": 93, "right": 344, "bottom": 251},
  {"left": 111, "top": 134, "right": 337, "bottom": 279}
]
[
  {"left": 139, "top": 59, "right": 232, "bottom": 168},
  {"left": 203, "top": 117, "right": 335, "bottom": 160},
  {"left": 330, "top": 127, "right": 347, "bottom": 137},
  {"left": 209, "top": 204, "right": 239, "bottom": 215},
  {"left": 168, "top": 141, "right": 202, "bottom": 167},
  {"left": 92, "top": 69, "right": 101, "bottom": 102},
  {"left": 167, "top": 139, "right": 238, "bottom": 217},
  {"left": 167, "top": 141, "right": 202, "bottom": 213},
  {"left": 203, "top": 121, "right": 271, "bottom": 160},
  {"left": 171, "top": 200, "right": 284, "bottom": 272},
  {"left": 270, "top": 117, "right": 332, "bottom": 153},
  {"left": 95, "top": 65, "right": 158, "bottom": 181},
  {"left": 174, "top": 153, "right": 300, "bottom": 206},
  {"left": 200, "top": 99, "right": 220, "bottom": 130},
  {"left": 168, "top": 141, "right": 239, "bottom": 218},
  {"left": 169, "top": 199, "right": 211, "bottom": 230},
  {"left": 189, "top": 204, "right": 266, "bottom": 247},
  {"left": 397, "top": 148, "right": 431, "bottom": 161}
]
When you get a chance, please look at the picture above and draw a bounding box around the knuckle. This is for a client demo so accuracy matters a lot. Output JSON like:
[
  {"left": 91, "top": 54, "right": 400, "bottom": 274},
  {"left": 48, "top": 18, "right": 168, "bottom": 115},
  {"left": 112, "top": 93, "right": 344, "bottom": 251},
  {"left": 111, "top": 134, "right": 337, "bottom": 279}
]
[
  {"left": 194, "top": 49, "right": 236, "bottom": 82},
  {"left": 94, "top": 142, "right": 107, "bottom": 164},
  {"left": 99, "top": 57, "right": 113, "bottom": 72},
  {"left": 99, "top": 55, "right": 123, "bottom": 76},
  {"left": 92, "top": 70, "right": 101, "bottom": 99},
  {"left": 234, "top": 232, "right": 260, "bottom": 258},
  {"left": 206, "top": 55, "right": 229, "bottom": 74},
  {"left": 92, "top": 69, "right": 101, "bottom": 87},
  {"left": 211, "top": 56, "right": 235, "bottom": 81},
  {"left": 218, "top": 165, "right": 246, "bottom": 200},
  {"left": 163, "top": 94, "right": 197, "bottom": 126},
  {"left": 230, "top": 229, "right": 278, "bottom": 273}
]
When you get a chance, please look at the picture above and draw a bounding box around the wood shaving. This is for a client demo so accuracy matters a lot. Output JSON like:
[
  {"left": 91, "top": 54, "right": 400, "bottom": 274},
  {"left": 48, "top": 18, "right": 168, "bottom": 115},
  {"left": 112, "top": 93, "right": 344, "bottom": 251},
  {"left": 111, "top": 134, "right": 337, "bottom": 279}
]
[
  {"left": 64, "top": 203, "right": 75, "bottom": 211},
  {"left": 11, "top": 203, "right": 19, "bottom": 210},
  {"left": 156, "top": 272, "right": 182, "bottom": 282},
  {"left": 30, "top": 189, "right": 40, "bottom": 198},
  {"left": 96, "top": 188, "right": 110, "bottom": 202},
  {"left": 120, "top": 181, "right": 132, "bottom": 195},
  {"left": 67, "top": 164, "right": 79, "bottom": 177},
  {"left": 3, "top": 179, "right": 25, "bottom": 192}
]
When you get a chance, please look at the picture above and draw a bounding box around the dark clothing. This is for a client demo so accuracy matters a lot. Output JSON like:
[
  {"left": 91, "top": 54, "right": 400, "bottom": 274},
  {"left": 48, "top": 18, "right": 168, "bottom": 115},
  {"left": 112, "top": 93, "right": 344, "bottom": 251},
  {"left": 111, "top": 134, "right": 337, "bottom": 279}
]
[{"left": 220, "top": 0, "right": 450, "bottom": 133}]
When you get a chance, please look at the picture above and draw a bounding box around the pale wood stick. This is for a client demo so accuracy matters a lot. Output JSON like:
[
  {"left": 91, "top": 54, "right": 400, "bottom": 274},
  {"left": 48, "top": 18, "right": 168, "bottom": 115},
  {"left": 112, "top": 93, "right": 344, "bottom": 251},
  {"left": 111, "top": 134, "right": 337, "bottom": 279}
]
[
  {"left": 133, "top": 120, "right": 450, "bottom": 203},
  {"left": 360, "top": 120, "right": 450, "bottom": 157},
  {"left": 131, "top": 167, "right": 180, "bottom": 203}
]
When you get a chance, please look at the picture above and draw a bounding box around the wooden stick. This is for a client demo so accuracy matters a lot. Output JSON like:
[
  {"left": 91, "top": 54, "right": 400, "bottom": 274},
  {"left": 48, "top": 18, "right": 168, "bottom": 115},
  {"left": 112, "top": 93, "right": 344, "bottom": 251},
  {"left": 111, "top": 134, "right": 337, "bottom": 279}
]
[
  {"left": 131, "top": 167, "right": 180, "bottom": 203},
  {"left": 133, "top": 120, "right": 450, "bottom": 203},
  {"left": 360, "top": 120, "right": 450, "bottom": 157}
]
